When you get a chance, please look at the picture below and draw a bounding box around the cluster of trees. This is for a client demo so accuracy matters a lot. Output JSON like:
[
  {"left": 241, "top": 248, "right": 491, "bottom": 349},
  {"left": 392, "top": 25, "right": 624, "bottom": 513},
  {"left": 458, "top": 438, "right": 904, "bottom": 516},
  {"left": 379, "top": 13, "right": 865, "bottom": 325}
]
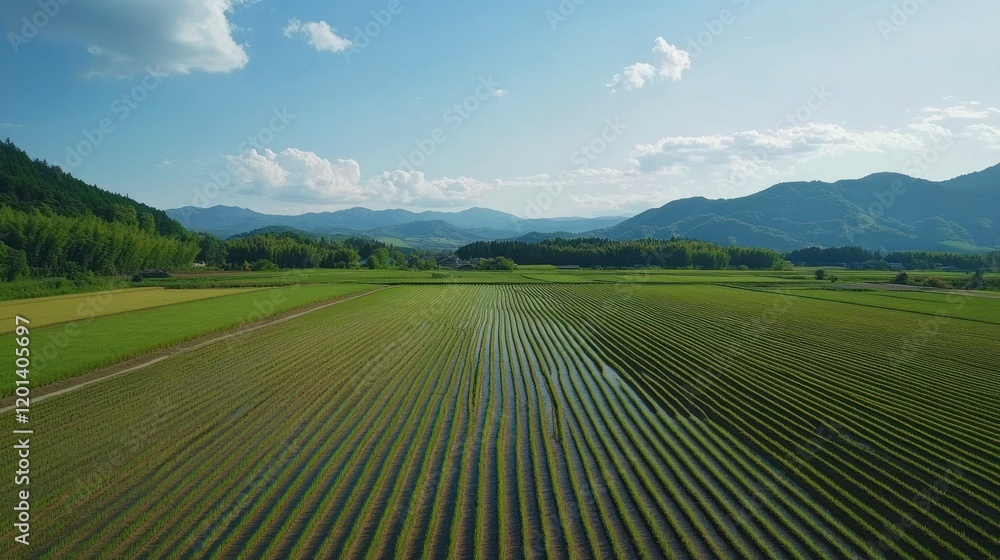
[
  {"left": 221, "top": 233, "right": 362, "bottom": 269},
  {"left": 456, "top": 238, "right": 788, "bottom": 270},
  {"left": 786, "top": 246, "right": 881, "bottom": 265},
  {"left": 893, "top": 270, "right": 997, "bottom": 290},
  {"left": 883, "top": 250, "right": 1000, "bottom": 270},
  {"left": 788, "top": 245, "right": 1000, "bottom": 270},
  {"left": 196, "top": 231, "right": 420, "bottom": 271},
  {"left": 474, "top": 257, "right": 516, "bottom": 271},
  {"left": 0, "top": 207, "right": 199, "bottom": 277}
]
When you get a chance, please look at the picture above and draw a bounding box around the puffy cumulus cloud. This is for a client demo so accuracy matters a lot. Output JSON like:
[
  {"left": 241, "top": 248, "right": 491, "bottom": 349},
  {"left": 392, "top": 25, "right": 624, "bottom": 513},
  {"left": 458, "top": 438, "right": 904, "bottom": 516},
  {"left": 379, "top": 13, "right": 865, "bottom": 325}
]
[
  {"left": 367, "top": 171, "right": 494, "bottom": 205},
  {"left": 607, "top": 37, "right": 691, "bottom": 91},
  {"left": 222, "top": 99, "right": 1000, "bottom": 215},
  {"left": 918, "top": 102, "right": 1000, "bottom": 149},
  {"left": 227, "top": 148, "right": 365, "bottom": 201},
  {"left": 608, "top": 63, "right": 657, "bottom": 91},
  {"left": 963, "top": 124, "right": 1000, "bottom": 148},
  {"left": 282, "top": 18, "right": 351, "bottom": 53},
  {"left": 1, "top": 0, "right": 251, "bottom": 77},
  {"left": 626, "top": 101, "right": 1000, "bottom": 199},
  {"left": 226, "top": 149, "right": 493, "bottom": 205}
]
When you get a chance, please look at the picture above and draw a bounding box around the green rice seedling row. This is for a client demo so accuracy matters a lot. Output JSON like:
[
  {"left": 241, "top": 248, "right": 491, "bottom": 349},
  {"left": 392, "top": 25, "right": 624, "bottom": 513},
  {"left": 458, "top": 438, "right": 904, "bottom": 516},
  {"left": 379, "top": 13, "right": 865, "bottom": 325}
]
[{"left": 1, "top": 284, "right": 996, "bottom": 559}]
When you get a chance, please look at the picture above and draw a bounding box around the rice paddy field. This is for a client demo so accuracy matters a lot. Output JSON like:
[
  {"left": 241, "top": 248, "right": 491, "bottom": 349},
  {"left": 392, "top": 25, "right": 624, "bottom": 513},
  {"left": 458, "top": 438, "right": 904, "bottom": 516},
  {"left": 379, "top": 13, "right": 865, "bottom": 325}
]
[
  {"left": 1, "top": 282, "right": 997, "bottom": 559},
  {"left": 0, "top": 284, "right": 374, "bottom": 396},
  {"left": 0, "top": 287, "right": 259, "bottom": 332}
]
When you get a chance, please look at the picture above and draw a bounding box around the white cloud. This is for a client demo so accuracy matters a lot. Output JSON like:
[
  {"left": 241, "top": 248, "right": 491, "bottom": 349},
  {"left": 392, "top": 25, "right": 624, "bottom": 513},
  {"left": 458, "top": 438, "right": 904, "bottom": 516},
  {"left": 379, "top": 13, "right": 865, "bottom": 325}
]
[
  {"left": 632, "top": 123, "right": 925, "bottom": 173},
  {"left": 609, "top": 63, "right": 657, "bottom": 90},
  {"left": 227, "top": 148, "right": 364, "bottom": 201},
  {"left": 608, "top": 37, "right": 691, "bottom": 91},
  {"left": 226, "top": 149, "right": 492, "bottom": 205},
  {"left": 568, "top": 191, "right": 669, "bottom": 211},
  {"left": 1, "top": 0, "right": 251, "bottom": 77},
  {"left": 963, "top": 124, "right": 1000, "bottom": 148},
  {"left": 282, "top": 18, "right": 352, "bottom": 53},
  {"left": 626, "top": 101, "right": 1000, "bottom": 199},
  {"left": 223, "top": 100, "right": 1000, "bottom": 215},
  {"left": 921, "top": 103, "right": 1000, "bottom": 122},
  {"left": 367, "top": 171, "right": 493, "bottom": 205}
]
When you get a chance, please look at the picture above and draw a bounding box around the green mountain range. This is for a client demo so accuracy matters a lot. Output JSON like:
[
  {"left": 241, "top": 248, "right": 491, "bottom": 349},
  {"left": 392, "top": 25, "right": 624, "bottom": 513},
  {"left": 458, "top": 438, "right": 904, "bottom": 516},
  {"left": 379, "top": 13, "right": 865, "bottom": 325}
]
[{"left": 589, "top": 165, "right": 1000, "bottom": 252}]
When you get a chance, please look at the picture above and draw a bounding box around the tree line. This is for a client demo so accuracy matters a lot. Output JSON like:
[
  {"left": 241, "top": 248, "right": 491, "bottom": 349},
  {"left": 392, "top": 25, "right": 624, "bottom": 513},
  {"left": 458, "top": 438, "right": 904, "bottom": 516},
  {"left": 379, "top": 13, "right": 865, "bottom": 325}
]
[
  {"left": 196, "top": 231, "right": 421, "bottom": 270},
  {"left": 787, "top": 245, "right": 1000, "bottom": 270},
  {"left": 455, "top": 238, "right": 789, "bottom": 270}
]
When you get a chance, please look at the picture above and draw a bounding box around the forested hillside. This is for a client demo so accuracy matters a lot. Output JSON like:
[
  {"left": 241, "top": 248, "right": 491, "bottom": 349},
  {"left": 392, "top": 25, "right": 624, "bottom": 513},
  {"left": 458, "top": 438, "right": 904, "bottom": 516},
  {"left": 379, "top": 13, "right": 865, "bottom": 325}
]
[
  {"left": 592, "top": 165, "right": 1000, "bottom": 251},
  {"left": 0, "top": 140, "right": 198, "bottom": 277}
]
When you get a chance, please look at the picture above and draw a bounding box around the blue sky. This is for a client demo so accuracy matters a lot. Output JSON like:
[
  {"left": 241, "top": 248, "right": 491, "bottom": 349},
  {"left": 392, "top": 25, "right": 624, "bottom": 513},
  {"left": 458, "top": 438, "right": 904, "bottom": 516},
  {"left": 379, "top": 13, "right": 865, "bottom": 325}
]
[{"left": 2, "top": 0, "right": 999, "bottom": 217}]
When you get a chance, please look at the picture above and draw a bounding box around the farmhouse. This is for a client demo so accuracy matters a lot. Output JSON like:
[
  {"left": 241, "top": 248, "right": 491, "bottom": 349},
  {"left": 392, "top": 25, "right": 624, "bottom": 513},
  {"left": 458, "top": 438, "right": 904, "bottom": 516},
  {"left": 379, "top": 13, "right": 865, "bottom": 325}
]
[{"left": 438, "top": 257, "right": 469, "bottom": 269}]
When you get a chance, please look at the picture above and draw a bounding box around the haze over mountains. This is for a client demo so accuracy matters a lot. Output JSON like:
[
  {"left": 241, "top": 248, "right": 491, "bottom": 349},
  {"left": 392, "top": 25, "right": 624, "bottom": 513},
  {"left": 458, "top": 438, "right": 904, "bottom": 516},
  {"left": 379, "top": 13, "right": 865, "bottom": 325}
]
[
  {"left": 166, "top": 206, "right": 626, "bottom": 249},
  {"left": 169, "top": 163, "right": 1000, "bottom": 253}
]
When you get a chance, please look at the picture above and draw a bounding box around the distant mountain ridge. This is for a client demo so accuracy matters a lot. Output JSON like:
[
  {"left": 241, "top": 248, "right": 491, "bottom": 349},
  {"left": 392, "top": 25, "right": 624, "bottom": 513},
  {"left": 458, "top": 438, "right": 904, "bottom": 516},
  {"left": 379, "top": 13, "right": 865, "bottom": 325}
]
[
  {"left": 587, "top": 164, "right": 1000, "bottom": 252},
  {"left": 170, "top": 163, "right": 1000, "bottom": 253},
  {"left": 166, "top": 205, "right": 626, "bottom": 248}
]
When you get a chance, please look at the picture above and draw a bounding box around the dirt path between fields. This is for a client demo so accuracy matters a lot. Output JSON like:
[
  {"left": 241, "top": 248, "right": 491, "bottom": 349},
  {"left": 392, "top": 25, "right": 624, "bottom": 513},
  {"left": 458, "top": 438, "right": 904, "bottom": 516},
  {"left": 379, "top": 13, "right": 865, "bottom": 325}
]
[{"left": 0, "top": 286, "right": 390, "bottom": 412}]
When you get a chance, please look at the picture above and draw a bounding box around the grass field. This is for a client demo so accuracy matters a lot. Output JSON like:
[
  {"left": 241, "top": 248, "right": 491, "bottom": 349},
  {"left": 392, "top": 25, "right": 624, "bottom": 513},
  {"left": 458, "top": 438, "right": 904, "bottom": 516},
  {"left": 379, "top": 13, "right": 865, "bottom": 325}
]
[
  {"left": 0, "top": 284, "right": 374, "bottom": 396},
  {"left": 2, "top": 284, "right": 996, "bottom": 558},
  {"left": 759, "top": 287, "right": 1000, "bottom": 325},
  {"left": 595, "top": 273, "right": 801, "bottom": 284},
  {"left": 147, "top": 268, "right": 816, "bottom": 288},
  {"left": 0, "top": 287, "right": 260, "bottom": 332},
  {"left": 141, "top": 267, "right": 1000, "bottom": 290}
]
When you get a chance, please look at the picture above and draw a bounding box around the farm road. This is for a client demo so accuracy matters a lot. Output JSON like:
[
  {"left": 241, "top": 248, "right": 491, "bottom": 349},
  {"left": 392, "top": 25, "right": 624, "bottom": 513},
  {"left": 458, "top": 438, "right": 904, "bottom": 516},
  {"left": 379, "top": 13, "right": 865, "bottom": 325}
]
[{"left": 0, "top": 286, "right": 389, "bottom": 413}]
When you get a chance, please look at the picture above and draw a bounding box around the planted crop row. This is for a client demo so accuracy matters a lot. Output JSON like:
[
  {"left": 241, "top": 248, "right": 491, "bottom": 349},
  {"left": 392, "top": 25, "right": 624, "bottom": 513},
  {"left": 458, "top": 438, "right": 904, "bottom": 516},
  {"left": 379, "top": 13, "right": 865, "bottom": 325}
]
[{"left": 1, "top": 284, "right": 996, "bottom": 559}]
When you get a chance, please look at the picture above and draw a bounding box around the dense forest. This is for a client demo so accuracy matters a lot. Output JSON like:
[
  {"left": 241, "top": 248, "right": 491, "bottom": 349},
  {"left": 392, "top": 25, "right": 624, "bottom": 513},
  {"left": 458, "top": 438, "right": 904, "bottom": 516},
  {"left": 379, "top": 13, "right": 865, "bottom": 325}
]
[
  {"left": 0, "top": 207, "right": 199, "bottom": 278},
  {"left": 0, "top": 140, "right": 200, "bottom": 278},
  {"left": 0, "top": 139, "right": 184, "bottom": 237},
  {"left": 787, "top": 245, "right": 1000, "bottom": 269},
  {"left": 455, "top": 238, "right": 789, "bottom": 270}
]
